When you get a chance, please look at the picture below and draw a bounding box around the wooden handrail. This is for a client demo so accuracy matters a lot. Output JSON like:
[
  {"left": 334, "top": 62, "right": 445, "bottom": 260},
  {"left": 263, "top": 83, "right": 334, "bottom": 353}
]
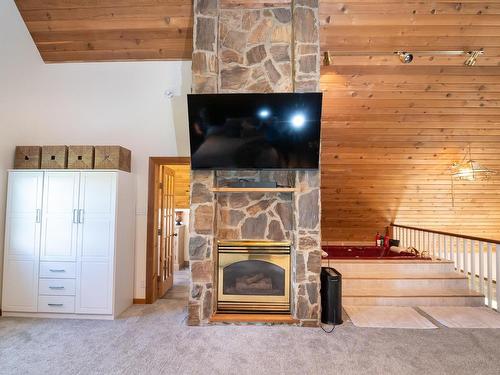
[{"left": 390, "top": 223, "right": 500, "bottom": 245}]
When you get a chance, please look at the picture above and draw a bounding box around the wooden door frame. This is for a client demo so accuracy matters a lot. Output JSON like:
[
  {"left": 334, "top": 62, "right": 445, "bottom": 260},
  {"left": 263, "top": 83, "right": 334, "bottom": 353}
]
[{"left": 146, "top": 156, "right": 190, "bottom": 304}]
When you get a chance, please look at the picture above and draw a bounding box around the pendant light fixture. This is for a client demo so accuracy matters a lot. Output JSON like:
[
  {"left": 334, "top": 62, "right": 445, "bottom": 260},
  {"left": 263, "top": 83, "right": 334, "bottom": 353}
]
[
  {"left": 450, "top": 144, "right": 497, "bottom": 206},
  {"left": 451, "top": 144, "right": 497, "bottom": 181}
]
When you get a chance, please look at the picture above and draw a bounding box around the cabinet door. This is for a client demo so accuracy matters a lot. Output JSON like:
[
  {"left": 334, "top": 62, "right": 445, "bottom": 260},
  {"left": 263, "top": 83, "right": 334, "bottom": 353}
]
[
  {"left": 2, "top": 171, "right": 43, "bottom": 312},
  {"left": 76, "top": 172, "right": 116, "bottom": 314},
  {"left": 40, "top": 172, "right": 80, "bottom": 261}
]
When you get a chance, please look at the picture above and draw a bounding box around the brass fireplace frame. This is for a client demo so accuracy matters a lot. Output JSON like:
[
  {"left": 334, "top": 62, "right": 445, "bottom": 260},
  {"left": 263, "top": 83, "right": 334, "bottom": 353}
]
[{"left": 217, "top": 240, "right": 291, "bottom": 313}]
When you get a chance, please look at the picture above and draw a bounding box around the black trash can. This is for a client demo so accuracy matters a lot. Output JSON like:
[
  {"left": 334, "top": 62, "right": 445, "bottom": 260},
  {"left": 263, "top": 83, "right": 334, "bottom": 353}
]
[{"left": 320, "top": 267, "right": 343, "bottom": 325}]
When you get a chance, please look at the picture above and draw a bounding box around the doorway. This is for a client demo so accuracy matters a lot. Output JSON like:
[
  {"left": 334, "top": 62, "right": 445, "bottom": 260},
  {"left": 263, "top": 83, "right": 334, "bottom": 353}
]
[{"left": 146, "top": 157, "right": 190, "bottom": 304}]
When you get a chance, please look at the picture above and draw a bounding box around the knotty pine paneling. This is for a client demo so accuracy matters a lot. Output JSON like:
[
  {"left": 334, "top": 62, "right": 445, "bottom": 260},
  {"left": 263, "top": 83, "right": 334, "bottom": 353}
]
[
  {"left": 14, "top": 0, "right": 193, "bottom": 62},
  {"left": 167, "top": 164, "right": 190, "bottom": 209},
  {"left": 319, "top": 0, "right": 500, "bottom": 242}
]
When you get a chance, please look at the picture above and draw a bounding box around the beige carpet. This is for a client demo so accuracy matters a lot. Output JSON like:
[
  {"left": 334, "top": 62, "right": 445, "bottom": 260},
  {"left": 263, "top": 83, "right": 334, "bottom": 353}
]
[
  {"left": 345, "top": 306, "right": 437, "bottom": 329},
  {"left": 2, "top": 273, "right": 500, "bottom": 374},
  {"left": 420, "top": 307, "right": 500, "bottom": 328}
]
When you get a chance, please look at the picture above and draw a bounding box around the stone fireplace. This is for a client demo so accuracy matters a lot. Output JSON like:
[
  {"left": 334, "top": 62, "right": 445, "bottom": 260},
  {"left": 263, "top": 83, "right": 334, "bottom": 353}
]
[{"left": 188, "top": 0, "right": 321, "bottom": 326}]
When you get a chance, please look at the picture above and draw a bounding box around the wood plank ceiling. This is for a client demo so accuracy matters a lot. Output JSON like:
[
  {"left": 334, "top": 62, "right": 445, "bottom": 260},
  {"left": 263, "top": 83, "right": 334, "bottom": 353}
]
[
  {"left": 14, "top": 0, "right": 193, "bottom": 62},
  {"left": 14, "top": 1, "right": 500, "bottom": 241},
  {"left": 319, "top": 0, "right": 500, "bottom": 242}
]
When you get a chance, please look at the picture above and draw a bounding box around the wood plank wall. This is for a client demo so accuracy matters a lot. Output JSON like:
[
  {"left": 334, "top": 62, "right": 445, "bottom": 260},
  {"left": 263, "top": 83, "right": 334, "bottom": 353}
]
[
  {"left": 166, "top": 164, "right": 191, "bottom": 209},
  {"left": 13, "top": 0, "right": 500, "bottom": 241},
  {"left": 14, "top": 0, "right": 193, "bottom": 62},
  {"left": 319, "top": 0, "right": 500, "bottom": 242}
]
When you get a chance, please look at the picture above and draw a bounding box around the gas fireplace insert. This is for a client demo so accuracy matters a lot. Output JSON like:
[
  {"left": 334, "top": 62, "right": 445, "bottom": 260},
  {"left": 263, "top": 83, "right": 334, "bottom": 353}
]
[{"left": 217, "top": 241, "right": 291, "bottom": 313}]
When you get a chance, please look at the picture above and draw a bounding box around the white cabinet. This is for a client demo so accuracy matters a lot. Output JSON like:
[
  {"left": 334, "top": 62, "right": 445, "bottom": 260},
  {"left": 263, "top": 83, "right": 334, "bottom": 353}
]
[
  {"left": 2, "top": 170, "right": 136, "bottom": 319},
  {"left": 2, "top": 171, "right": 43, "bottom": 312},
  {"left": 76, "top": 172, "right": 116, "bottom": 314},
  {"left": 40, "top": 172, "right": 79, "bottom": 262}
]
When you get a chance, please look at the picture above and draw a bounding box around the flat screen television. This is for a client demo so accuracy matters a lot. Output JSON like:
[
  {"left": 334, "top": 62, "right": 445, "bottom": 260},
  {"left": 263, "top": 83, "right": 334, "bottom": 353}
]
[{"left": 187, "top": 92, "right": 322, "bottom": 170}]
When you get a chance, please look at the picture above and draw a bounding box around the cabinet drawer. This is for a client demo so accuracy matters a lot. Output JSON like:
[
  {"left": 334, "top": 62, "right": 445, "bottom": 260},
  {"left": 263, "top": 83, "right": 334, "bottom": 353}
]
[
  {"left": 39, "top": 279, "right": 76, "bottom": 296},
  {"left": 38, "top": 295, "right": 75, "bottom": 313},
  {"left": 40, "top": 262, "right": 76, "bottom": 279}
]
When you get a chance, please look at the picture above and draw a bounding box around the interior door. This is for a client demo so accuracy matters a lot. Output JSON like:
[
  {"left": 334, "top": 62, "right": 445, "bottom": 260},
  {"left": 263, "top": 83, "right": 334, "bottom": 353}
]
[
  {"left": 75, "top": 172, "right": 116, "bottom": 314},
  {"left": 40, "top": 172, "right": 79, "bottom": 261},
  {"left": 2, "top": 171, "right": 43, "bottom": 312},
  {"left": 157, "top": 165, "right": 175, "bottom": 297}
]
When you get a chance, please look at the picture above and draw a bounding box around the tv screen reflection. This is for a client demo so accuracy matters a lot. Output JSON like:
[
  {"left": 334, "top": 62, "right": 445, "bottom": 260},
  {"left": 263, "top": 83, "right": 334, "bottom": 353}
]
[{"left": 187, "top": 93, "right": 322, "bottom": 170}]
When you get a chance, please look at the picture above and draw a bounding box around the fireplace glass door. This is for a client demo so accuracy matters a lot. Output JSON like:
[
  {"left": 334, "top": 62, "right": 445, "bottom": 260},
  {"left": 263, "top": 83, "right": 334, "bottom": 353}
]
[{"left": 223, "top": 260, "right": 285, "bottom": 296}]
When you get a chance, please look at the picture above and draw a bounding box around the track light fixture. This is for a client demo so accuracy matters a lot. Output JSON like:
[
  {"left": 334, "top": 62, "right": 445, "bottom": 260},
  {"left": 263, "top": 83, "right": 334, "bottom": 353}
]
[
  {"left": 322, "top": 50, "right": 484, "bottom": 66},
  {"left": 397, "top": 52, "right": 413, "bottom": 64},
  {"left": 464, "top": 51, "right": 482, "bottom": 66}
]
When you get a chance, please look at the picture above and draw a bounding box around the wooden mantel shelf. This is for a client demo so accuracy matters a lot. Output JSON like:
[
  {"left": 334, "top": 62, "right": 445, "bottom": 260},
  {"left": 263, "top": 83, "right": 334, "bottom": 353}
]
[{"left": 212, "top": 187, "right": 296, "bottom": 193}]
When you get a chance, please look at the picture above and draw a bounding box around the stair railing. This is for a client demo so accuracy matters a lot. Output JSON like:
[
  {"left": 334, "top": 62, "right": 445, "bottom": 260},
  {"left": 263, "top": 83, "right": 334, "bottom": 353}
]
[{"left": 390, "top": 223, "right": 499, "bottom": 311}]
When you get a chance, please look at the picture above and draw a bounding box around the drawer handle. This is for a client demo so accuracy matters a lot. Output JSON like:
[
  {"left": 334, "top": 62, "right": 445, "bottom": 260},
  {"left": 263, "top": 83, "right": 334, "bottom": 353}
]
[
  {"left": 48, "top": 303, "right": 63, "bottom": 307},
  {"left": 49, "top": 269, "right": 66, "bottom": 273},
  {"left": 49, "top": 286, "right": 65, "bottom": 290}
]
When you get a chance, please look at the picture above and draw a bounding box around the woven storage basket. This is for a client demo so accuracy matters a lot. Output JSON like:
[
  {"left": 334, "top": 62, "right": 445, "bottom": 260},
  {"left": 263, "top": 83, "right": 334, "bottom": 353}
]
[
  {"left": 94, "top": 146, "right": 131, "bottom": 172},
  {"left": 68, "top": 146, "right": 94, "bottom": 169},
  {"left": 14, "top": 146, "right": 41, "bottom": 169},
  {"left": 41, "top": 146, "right": 68, "bottom": 169}
]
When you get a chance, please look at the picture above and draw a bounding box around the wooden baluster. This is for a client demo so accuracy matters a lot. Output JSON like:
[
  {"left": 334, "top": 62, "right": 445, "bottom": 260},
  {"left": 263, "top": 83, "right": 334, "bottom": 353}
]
[
  {"left": 427, "top": 231, "right": 431, "bottom": 257},
  {"left": 478, "top": 241, "right": 484, "bottom": 295},
  {"left": 487, "top": 243, "right": 493, "bottom": 308},
  {"left": 431, "top": 233, "right": 435, "bottom": 258},
  {"left": 455, "top": 236, "right": 460, "bottom": 271},
  {"left": 449, "top": 236, "right": 454, "bottom": 266},
  {"left": 470, "top": 240, "right": 476, "bottom": 290},
  {"left": 496, "top": 244, "right": 500, "bottom": 312},
  {"left": 443, "top": 235, "right": 447, "bottom": 260},
  {"left": 438, "top": 234, "right": 446, "bottom": 259},
  {"left": 463, "top": 239, "right": 468, "bottom": 276}
]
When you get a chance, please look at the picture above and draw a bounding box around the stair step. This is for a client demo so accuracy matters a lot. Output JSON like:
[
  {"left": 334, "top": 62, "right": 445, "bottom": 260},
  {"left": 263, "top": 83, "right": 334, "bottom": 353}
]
[
  {"left": 342, "top": 272, "right": 466, "bottom": 279},
  {"left": 324, "top": 258, "right": 454, "bottom": 264},
  {"left": 343, "top": 288, "right": 484, "bottom": 298},
  {"left": 343, "top": 288, "right": 484, "bottom": 307},
  {"left": 343, "top": 274, "right": 468, "bottom": 290},
  {"left": 323, "top": 259, "right": 456, "bottom": 274},
  {"left": 343, "top": 295, "right": 485, "bottom": 307}
]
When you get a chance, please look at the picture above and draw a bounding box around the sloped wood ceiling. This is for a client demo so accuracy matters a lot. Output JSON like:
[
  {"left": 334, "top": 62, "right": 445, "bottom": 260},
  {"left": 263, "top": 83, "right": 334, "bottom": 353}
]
[
  {"left": 14, "top": 1, "right": 500, "bottom": 241},
  {"left": 319, "top": 0, "right": 500, "bottom": 242},
  {"left": 14, "top": 0, "right": 193, "bottom": 62}
]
